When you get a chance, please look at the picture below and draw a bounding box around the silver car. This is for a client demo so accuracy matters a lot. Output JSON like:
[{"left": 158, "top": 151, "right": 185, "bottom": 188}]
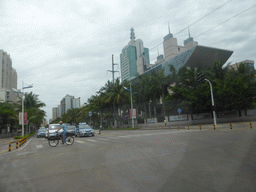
[{"left": 48, "top": 124, "right": 62, "bottom": 139}]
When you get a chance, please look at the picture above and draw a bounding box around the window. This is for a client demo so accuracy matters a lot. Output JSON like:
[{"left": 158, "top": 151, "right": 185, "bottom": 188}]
[{"left": 178, "top": 48, "right": 180, "bottom": 51}]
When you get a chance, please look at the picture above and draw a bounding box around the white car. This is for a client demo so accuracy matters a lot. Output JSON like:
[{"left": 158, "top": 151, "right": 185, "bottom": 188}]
[{"left": 47, "top": 124, "right": 62, "bottom": 139}]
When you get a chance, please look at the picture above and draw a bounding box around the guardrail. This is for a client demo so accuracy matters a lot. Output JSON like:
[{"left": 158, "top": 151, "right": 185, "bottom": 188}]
[
  {"left": 150, "top": 122, "right": 253, "bottom": 131},
  {"left": 8, "top": 134, "right": 34, "bottom": 152}
]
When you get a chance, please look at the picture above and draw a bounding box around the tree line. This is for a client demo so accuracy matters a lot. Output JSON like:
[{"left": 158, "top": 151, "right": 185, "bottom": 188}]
[
  {"left": 51, "top": 61, "right": 256, "bottom": 128},
  {"left": 0, "top": 92, "right": 46, "bottom": 133}
]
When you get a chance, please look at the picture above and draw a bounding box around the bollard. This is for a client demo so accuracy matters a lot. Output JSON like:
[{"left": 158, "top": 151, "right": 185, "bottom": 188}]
[
  {"left": 9, "top": 142, "right": 11, "bottom": 152},
  {"left": 188, "top": 125, "right": 190, "bottom": 130},
  {"left": 16, "top": 140, "right": 18, "bottom": 149},
  {"left": 99, "top": 129, "right": 101, "bottom": 134},
  {"left": 213, "top": 124, "right": 216, "bottom": 130},
  {"left": 19, "top": 139, "right": 21, "bottom": 147},
  {"left": 169, "top": 125, "right": 171, "bottom": 130},
  {"left": 161, "top": 126, "right": 163, "bottom": 130},
  {"left": 199, "top": 124, "right": 201, "bottom": 130},
  {"left": 250, "top": 122, "right": 252, "bottom": 129},
  {"left": 230, "top": 123, "right": 232, "bottom": 129},
  {"left": 154, "top": 126, "right": 156, "bottom": 130},
  {"left": 178, "top": 125, "right": 179, "bottom": 130}
]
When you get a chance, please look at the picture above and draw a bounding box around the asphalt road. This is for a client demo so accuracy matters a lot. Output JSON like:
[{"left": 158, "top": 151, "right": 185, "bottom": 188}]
[{"left": 0, "top": 123, "right": 255, "bottom": 192}]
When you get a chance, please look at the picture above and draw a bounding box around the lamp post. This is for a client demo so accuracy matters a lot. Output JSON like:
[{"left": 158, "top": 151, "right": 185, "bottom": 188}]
[
  {"left": 27, "top": 116, "right": 36, "bottom": 134},
  {"left": 12, "top": 82, "right": 33, "bottom": 137},
  {"left": 204, "top": 79, "right": 217, "bottom": 126},
  {"left": 124, "top": 84, "right": 137, "bottom": 128}
]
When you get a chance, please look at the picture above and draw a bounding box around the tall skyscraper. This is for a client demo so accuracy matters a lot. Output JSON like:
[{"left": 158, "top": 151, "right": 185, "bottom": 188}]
[
  {"left": 59, "top": 94, "right": 81, "bottom": 117},
  {"left": 0, "top": 50, "right": 17, "bottom": 102},
  {"left": 120, "top": 28, "right": 150, "bottom": 82}
]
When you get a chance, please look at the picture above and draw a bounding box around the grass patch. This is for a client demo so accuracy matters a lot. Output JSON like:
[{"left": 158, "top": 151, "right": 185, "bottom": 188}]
[{"left": 14, "top": 132, "right": 36, "bottom": 139}]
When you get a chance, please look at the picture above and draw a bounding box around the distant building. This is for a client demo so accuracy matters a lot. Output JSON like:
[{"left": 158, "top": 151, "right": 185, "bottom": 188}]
[
  {"left": 52, "top": 107, "right": 58, "bottom": 121},
  {"left": 228, "top": 60, "right": 255, "bottom": 72},
  {"left": 0, "top": 50, "right": 18, "bottom": 102},
  {"left": 120, "top": 28, "right": 150, "bottom": 81},
  {"left": 57, "top": 94, "right": 81, "bottom": 117},
  {"left": 72, "top": 97, "right": 81, "bottom": 108},
  {"left": 57, "top": 105, "right": 61, "bottom": 118}
]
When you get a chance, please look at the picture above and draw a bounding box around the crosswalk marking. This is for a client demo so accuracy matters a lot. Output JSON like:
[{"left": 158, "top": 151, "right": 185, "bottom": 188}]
[
  {"left": 36, "top": 145, "right": 43, "bottom": 149},
  {"left": 97, "top": 138, "right": 109, "bottom": 141},
  {"left": 76, "top": 140, "right": 85, "bottom": 143},
  {"left": 105, "top": 137, "right": 120, "bottom": 139}
]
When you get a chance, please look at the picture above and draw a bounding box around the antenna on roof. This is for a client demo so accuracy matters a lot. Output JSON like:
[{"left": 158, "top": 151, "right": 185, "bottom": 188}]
[
  {"left": 168, "top": 22, "right": 170, "bottom": 34},
  {"left": 157, "top": 46, "right": 159, "bottom": 56},
  {"left": 188, "top": 26, "right": 191, "bottom": 38}
]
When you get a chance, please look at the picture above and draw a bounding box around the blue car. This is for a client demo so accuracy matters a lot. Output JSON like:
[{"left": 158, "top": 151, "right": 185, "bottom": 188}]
[
  {"left": 75, "top": 124, "right": 95, "bottom": 137},
  {"left": 37, "top": 127, "right": 46, "bottom": 138}
]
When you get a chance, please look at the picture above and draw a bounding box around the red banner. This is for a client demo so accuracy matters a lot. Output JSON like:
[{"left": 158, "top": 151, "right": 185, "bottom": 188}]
[
  {"left": 19, "top": 112, "right": 28, "bottom": 125},
  {"left": 129, "top": 109, "right": 136, "bottom": 119}
]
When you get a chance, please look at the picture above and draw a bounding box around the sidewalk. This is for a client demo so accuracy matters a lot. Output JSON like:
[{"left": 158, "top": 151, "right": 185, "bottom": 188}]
[{"left": 0, "top": 137, "right": 18, "bottom": 154}]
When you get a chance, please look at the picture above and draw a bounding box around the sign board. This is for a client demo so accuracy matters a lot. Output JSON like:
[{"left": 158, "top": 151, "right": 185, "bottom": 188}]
[
  {"left": 192, "top": 113, "right": 212, "bottom": 120},
  {"left": 147, "top": 118, "right": 155, "bottom": 123},
  {"left": 246, "top": 109, "right": 256, "bottom": 116},
  {"left": 89, "top": 112, "right": 92, "bottom": 116},
  {"left": 169, "top": 114, "right": 188, "bottom": 122},
  {"left": 129, "top": 109, "right": 136, "bottom": 119},
  {"left": 177, "top": 108, "right": 182, "bottom": 114}
]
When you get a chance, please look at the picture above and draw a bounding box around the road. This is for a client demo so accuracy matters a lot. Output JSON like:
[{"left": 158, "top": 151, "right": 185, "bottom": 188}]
[{"left": 0, "top": 123, "right": 255, "bottom": 192}]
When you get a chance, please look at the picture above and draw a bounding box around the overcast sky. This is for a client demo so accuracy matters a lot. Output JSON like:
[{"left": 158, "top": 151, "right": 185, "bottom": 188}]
[{"left": 1, "top": 0, "right": 255, "bottom": 122}]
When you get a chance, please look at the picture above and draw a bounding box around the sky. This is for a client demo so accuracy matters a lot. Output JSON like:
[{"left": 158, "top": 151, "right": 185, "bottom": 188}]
[{"left": 0, "top": 0, "right": 256, "bottom": 122}]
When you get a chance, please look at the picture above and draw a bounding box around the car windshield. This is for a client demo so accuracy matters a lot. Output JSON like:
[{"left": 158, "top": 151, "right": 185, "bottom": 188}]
[
  {"left": 79, "top": 125, "right": 92, "bottom": 129},
  {"left": 67, "top": 126, "right": 75, "bottom": 130},
  {"left": 38, "top": 128, "right": 45, "bottom": 132},
  {"left": 49, "top": 125, "right": 61, "bottom": 130}
]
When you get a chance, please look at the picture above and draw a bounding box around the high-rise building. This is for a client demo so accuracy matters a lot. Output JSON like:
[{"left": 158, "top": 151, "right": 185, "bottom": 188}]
[
  {"left": 52, "top": 107, "right": 58, "bottom": 121},
  {"left": 0, "top": 50, "right": 17, "bottom": 102},
  {"left": 58, "top": 94, "right": 81, "bottom": 117},
  {"left": 120, "top": 28, "right": 150, "bottom": 82},
  {"left": 72, "top": 97, "right": 81, "bottom": 108}
]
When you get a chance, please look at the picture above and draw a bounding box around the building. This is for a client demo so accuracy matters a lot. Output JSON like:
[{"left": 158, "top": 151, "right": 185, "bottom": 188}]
[
  {"left": 128, "top": 27, "right": 233, "bottom": 82},
  {"left": 0, "top": 50, "right": 18, "bottom": 102},
  {"left": 57, "top": 94, "right": 81, "bottom": 117},
  {"left": 52, "top": 107, "right": 58, "bottom": 121},
  {"left": 120, "top": 28, "right": 150, "bottom": 82},
  {"left": 228, "top": 60, "right": 255, "bottom": 72},
  {"left": 72, "top": 97, "right": 81, "bottom": 108}
]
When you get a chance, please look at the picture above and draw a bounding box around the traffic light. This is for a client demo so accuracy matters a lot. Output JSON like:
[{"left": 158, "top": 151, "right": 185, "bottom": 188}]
[{"left": 197, "top": 73, "right": 205, "bottom": 83}]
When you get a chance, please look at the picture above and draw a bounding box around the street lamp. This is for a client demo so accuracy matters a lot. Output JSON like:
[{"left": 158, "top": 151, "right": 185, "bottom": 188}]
[
  {"left": 12, "top": 82, "right": 33, "bottom": 137},
  {"left": 27, "top": 116, "right": 36, "bottom": 134},
  {"left": 204, "top": 79, "right": 217, "bottom": 126},
  {"left": 124, "top": 84, "right": 137, "bottom": 128}
]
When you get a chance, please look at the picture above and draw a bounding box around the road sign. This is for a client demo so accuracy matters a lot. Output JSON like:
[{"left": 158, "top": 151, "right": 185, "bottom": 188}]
[
  {"left": 89, "top": 112, "right": 92, "bottom": 116},
  {"left": 177, "top": 108, "right": 182, "bottom": 114}
]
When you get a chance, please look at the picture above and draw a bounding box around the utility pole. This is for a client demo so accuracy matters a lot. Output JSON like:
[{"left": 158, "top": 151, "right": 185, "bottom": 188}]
[{"left": 107, "top": 54, "right": 119, "bottom": 83}]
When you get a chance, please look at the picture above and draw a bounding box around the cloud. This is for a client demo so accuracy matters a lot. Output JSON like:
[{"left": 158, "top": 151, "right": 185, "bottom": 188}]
[{"left": 1, "top": 0, "right": 255, "bottom": 120}]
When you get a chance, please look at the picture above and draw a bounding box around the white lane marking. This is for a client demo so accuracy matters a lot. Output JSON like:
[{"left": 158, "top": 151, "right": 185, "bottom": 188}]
[
  {"left": 97, "top": 138, "right": 109, "bottom": 141},
  {"left": 118, "top": 136, "right": 132, "bottom": 138},
  {"left": 105, "top": 137, "right": 120, "bottom": 139},
  {"left": 76, "top": 140, "right": 85, "bottom": 143},
  {"left": 36, "top": 145, "right": 43, "bottom": 149},
  {"left": 86, "top": 139, "right": 97, "bottom": 142}
]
